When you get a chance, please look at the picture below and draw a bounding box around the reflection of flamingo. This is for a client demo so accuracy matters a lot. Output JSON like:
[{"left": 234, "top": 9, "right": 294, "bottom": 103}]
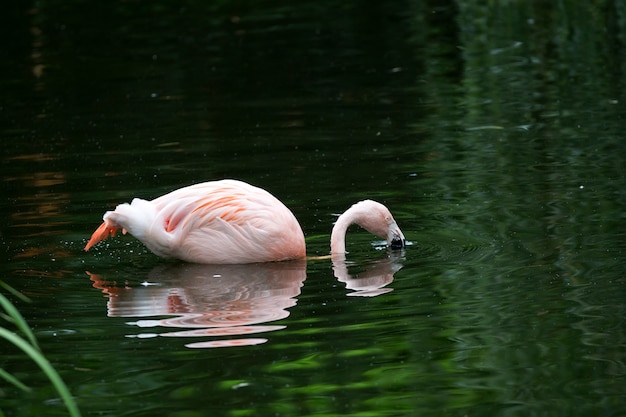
[
  {"left": 87, "top": 255, "right": 404, "bottom": 348},
  {"left": 331, "top": 251, "right": 404, "bottom": 297},
  {"left": 88, "top": 261, "right": 306, "bottom": 321},
  {"left": 88, "top": 261, "right": 307, "bottom": 348},
  {"left": 85, "top": 179, "right": 405, "bottom": 264}
]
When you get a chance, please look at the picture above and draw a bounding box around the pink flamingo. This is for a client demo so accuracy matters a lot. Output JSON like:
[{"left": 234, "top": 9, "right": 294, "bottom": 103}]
[{"left": 85, "top": 179, "right": 405, "bottom": 264}]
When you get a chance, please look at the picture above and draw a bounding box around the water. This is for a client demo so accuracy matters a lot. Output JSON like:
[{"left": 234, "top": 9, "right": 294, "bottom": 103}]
[{"left": 2, "top": 1, "right": 626, "bottom": 416}]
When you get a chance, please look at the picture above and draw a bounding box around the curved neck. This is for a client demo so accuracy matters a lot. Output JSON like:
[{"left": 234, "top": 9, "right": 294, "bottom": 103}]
[{"left": 330, "top": 212, "right": 353, "bottom": 254}]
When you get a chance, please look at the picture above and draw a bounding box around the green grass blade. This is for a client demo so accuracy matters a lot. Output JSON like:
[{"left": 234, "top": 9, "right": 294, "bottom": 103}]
[
  {"left": 0, "top": 367, "right": 32, "bottom": 392},
  {"left": 0, "top": 328, "right": 82, "bottom": 417},
  {"left": 0, "top": 281, "right": 30, "bottom": 303},
  {"left": 0, "top": 293, "right": 39, "bottom": 349}
]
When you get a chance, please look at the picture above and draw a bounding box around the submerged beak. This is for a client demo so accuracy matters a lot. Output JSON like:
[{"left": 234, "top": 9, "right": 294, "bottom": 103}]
[{"left": 388, "top": 222, "right": 406, "bottom": 250}]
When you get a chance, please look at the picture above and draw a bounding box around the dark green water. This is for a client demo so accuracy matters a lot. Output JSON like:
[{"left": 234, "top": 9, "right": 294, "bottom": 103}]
[{"left": 2, "top": 1, "right": 626, "bottom": 416}]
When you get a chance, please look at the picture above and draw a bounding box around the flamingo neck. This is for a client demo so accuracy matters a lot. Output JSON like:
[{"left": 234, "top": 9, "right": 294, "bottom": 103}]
[{"left": 330, "top": 210, "right": 354, "bottom": 254}]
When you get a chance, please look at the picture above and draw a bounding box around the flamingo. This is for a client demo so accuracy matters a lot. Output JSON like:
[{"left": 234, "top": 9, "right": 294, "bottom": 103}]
[{"left": 85, "top": 179, "right": 405, "bottom": 264}]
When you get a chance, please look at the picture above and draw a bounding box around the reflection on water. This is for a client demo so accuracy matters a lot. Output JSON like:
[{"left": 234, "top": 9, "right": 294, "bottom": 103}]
[
  {"left": 86, "top": 254, "right": 404, "bottom": 347},
  {"left": 332, "top": 251, "right": 404, "bottom": 297},
  {"left": 88, "top": 261, "right": 306, "bottom": 348}
]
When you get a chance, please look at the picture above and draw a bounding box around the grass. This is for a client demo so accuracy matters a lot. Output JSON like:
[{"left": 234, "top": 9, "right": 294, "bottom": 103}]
[{"left": 0, "top": 284, "right": 82, "bottom": 417}]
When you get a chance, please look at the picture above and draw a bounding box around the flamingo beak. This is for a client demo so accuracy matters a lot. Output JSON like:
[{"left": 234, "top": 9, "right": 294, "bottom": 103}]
[{"left": 388, "top": 222, "right": 406, "bottom": 250}]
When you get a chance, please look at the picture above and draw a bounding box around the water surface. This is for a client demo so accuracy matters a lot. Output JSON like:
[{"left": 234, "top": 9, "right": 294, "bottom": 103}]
[{"left": 2, "top": 1, "right": 626, "bottom": 416}]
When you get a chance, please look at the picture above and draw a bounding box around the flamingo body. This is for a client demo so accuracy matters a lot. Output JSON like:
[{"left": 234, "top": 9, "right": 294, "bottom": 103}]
[{"left": 85, "top": 180, "right": 306, "bottom": 264}]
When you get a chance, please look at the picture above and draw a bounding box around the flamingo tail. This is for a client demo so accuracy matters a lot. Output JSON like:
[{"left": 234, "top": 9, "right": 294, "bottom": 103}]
[{"left": 84, "top": 222, "right": 120, "bottom": 251}]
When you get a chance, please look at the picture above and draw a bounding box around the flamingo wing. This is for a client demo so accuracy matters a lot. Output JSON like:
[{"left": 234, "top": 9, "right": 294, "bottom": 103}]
[{"left": 154, "top": 181, "right": 305, "bottom": 263}]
